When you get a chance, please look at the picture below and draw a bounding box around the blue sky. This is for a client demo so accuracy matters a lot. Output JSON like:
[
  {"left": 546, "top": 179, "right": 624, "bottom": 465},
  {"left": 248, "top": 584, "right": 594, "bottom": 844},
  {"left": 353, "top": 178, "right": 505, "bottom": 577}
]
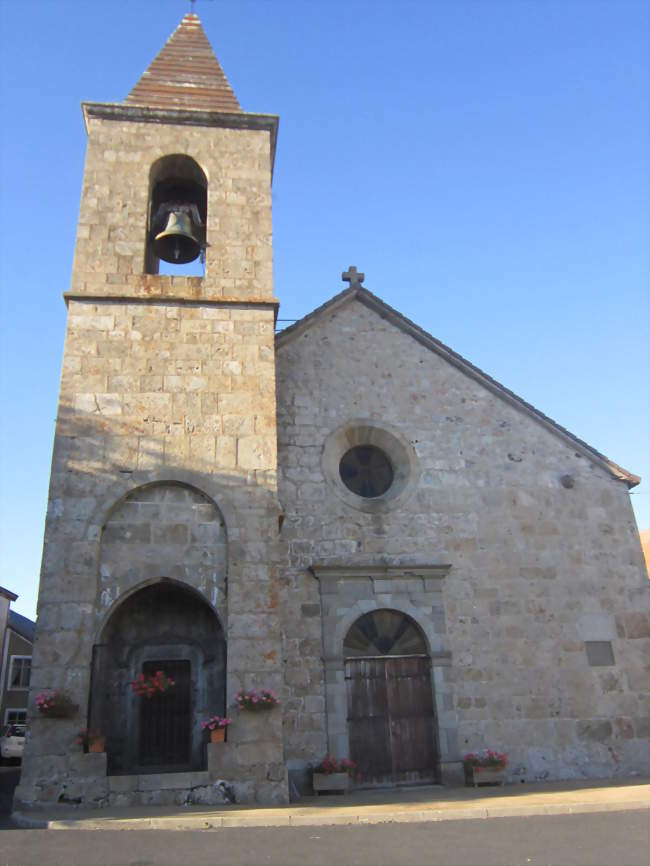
[{"left": 0, "top": 0, "right": 648, "bottom": 619}]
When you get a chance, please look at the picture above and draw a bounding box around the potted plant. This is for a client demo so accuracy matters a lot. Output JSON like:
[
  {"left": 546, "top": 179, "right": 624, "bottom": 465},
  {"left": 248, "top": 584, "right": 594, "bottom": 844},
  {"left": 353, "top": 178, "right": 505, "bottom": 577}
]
[
  {"left": 235, "top": 688, "right": 279, "bottom": 711},
  {"left": 131, "top": 670, "right": 175, "bottom": 698},
  {"left": 463, "top": 749, "right": 508, "bottom": 786},
  {"left": 311, "top": 756, "right": 360, "bottom": 795},
  {"left": 35, "top": 690, "right": 78, "bottom": 718},
  {"left": 201, "top": 714, "right": 232, "bottom": 743},
  {"left": 76, "top": 728, "right": 105, "bottom": 753}
]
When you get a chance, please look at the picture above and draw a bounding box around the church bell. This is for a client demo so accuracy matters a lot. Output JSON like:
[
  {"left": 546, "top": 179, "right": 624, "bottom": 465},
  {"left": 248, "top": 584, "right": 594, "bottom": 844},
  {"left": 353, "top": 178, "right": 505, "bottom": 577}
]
[{"left": 153, "top": 209, "right": 202, "bottom": 264}]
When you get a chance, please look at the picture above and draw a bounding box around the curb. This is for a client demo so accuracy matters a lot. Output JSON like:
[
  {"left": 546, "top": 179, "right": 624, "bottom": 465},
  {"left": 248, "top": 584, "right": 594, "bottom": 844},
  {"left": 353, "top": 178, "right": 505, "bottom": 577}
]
[{"left": 12, "top": 800, "right": 650, "bottom": 831}]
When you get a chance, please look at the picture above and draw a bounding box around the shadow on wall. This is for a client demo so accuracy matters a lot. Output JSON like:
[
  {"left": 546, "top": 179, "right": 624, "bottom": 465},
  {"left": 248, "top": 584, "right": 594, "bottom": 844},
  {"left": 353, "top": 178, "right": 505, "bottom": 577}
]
[
  {"left": 90, "top": 580, "right": 226, "bottom": 774},
  {"left": 30, "top": 392, "right": 284, "bottom": 721}
]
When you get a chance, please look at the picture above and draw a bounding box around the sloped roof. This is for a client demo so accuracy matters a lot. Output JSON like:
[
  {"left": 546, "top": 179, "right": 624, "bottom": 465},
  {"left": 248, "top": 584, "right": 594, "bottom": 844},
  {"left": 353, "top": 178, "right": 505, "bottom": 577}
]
[
  {"left": 125, "top": 13, "right": 242, "bottom": 113},
  {"left": 0, "top": 586, "right": 18, "bottom": 602},
  {"left": 8, "top": 610, "right": 35, "bottom": 643},
  {"left": 276, "top": 287, "right": 640, "bottom": 488}
]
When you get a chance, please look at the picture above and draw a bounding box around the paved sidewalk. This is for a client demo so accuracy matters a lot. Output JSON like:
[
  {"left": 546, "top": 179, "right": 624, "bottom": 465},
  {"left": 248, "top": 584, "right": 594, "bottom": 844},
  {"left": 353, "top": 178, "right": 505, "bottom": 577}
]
[{"left": 12, "top": 777, "right": 650, "bottom": 830}]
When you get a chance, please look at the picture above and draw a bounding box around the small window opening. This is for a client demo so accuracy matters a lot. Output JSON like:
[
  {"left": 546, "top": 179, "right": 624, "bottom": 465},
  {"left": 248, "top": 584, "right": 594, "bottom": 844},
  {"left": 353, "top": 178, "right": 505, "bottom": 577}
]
[
  {"left": 339, "top": 445, "right": 394, "bottom": 498},
  {"left": 585, "top": 641, "right": 616, "bottom": 667},
  {"left": 146, "top": 155, "right": 207, "bottom": 277}
]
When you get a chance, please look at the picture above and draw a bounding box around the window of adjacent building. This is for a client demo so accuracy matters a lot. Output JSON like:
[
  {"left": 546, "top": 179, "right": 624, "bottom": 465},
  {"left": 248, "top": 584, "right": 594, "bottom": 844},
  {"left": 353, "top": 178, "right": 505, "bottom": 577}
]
[
  {"left": 584, "top": 641, "right": 615, "bottom": 667},
  {"left": 339, "top": 445, "right": 394, "bottom": 498},
  {"left": 4, "top": 708, "right": 27, "bottom": 726},
  {"left": 8, "top": 656, "right": 31, "bottom": 689}
]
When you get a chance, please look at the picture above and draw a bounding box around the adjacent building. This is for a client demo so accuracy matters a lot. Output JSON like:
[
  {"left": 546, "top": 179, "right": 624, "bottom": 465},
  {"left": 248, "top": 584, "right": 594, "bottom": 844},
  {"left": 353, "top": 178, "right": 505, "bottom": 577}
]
[{"left": 0, "top": 589, "right": 35, "bottom": 729}]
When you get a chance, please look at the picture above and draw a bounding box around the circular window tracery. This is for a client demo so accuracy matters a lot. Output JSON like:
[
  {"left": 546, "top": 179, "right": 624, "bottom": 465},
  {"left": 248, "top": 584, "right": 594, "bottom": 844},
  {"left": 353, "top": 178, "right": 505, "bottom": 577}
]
[
  {"left": 339, "top": 445, "right": 394, "bottom": 498},
  {"left": 321, "top": 420, "right": 420, "bottom": 513}
]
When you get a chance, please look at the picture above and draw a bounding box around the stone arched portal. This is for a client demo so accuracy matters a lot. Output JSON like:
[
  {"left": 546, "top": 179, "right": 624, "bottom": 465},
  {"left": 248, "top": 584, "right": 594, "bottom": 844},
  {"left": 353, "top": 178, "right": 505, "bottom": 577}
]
[
  {"left": 89, "top": 581, "right": 226, "bottom": 774},
  {"left": 344, "top": 609, "right": 439, "bottom": 786},
  {"left": 98, "top": 481, "right": 228, "bottom": 613}
]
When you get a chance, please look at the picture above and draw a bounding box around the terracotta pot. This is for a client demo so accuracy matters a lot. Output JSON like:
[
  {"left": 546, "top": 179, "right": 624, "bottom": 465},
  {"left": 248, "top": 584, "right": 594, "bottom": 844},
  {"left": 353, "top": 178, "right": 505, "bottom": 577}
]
[
  {"left": 210, "top": 728, "right": 226, "bottom": 743},
  {"left": 88, "top": 736, "right": 105, "bottom": 753}
]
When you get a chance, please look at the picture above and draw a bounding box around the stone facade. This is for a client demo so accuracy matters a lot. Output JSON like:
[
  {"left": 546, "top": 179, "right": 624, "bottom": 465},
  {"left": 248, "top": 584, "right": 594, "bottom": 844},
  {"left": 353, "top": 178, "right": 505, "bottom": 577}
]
[
  {"left": 16, "top": 14, "right": 649, "bottom": 812},
  {"left": 275, "top": 297, "right": 649, "bottom": 785}
]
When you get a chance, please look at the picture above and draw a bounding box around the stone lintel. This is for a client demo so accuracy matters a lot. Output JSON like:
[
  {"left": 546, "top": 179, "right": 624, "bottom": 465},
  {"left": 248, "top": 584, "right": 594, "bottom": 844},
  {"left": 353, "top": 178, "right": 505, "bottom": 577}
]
[
  {"left": 64, "top": 293, "right": 280, "bottom": 317},
  {"left": 309, "top": 563, "right": 451, "bottom": 583},
  {"left": 82, "top": 103, "right": 280, "bottom": 175},
  {"left": 324, "top": 651, "right": 451, "bottom": 667}
]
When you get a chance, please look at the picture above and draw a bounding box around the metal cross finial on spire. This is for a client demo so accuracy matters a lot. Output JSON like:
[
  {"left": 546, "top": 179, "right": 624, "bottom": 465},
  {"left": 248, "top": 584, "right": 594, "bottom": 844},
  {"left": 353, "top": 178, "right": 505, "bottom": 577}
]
[
  {"left": 342, "top": 266, "right": 365, "bottom": 290},
  {"left": 189, "top": 0, "right": 215, "bottom": 11}
]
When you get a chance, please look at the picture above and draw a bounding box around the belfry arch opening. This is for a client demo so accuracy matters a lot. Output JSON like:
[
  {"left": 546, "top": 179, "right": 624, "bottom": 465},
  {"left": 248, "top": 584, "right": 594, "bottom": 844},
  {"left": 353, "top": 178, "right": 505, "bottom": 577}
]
[
  {"left": 344, "top": 609, "right": 439, "bottom": 787},
  {"left": 89, "top": 581, "right": 225, "bottom": 775},
  {"left": 145, "top": 154, "right": 207, "bottom": 276}
]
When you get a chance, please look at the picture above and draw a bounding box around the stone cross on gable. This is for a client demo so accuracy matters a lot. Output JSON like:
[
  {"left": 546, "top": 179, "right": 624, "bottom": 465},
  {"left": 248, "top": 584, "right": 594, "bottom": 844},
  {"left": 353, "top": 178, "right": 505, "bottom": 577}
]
[{"left": 342, "top": 266, "right": 365, "bottom": 290}]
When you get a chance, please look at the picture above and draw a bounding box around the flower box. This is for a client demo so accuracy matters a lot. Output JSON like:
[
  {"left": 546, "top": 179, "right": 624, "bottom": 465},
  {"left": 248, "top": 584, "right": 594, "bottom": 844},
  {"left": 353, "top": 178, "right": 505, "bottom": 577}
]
[
  {"left": 236, "top": 688, "right": 278, "bottom": 711},
  {"left": 312, "top": 772, "right": 349, "bottom": 794},
  {"left": 463, "top": 749, "right": 508, "bottom": 787},
  {"left": 41, "top": 703, "right": 79, "bottom": 719},
  {"left": 35, "top": 691, "right": 78, "bottom": 719},
  {"left": 465, "top": 765, "right": 506, "bottom": 787},
  {"left": 210, "top": 728, "right": 226, "bottom": 743},
  {"left": 88, "top": 736, "right": 106, "bottom": 753}
]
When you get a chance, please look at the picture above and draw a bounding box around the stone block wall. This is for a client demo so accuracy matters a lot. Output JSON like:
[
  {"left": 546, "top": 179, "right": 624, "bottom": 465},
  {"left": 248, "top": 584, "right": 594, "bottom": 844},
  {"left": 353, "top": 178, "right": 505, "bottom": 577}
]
[
  {"left": 206, "top": 707, "right": 287, "bottom": 804},
  {"left": 99, "top": 482, "right": 228, "bottom": 616},
  {"left": 275, "top": 296, "right": 649, "bottom": 782},
  {"left": 71, "top": 114, "right": 275, "bottom": 301},
  {"left": 17, "top": 107, "right": 286, "bottom": 807}
]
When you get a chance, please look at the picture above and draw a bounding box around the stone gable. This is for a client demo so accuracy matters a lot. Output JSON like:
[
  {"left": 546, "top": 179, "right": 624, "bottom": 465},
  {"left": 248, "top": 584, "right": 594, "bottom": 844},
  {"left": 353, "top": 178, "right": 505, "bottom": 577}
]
[{"left": 276, "top": 297, "right": 649, "bottom": 782}]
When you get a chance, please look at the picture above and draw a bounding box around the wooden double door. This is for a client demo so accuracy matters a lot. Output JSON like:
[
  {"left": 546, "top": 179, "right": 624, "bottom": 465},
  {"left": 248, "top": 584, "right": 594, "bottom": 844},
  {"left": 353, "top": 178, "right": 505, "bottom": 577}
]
[{"left": 345, "top": 655, "right": 439, "bottom": 786}]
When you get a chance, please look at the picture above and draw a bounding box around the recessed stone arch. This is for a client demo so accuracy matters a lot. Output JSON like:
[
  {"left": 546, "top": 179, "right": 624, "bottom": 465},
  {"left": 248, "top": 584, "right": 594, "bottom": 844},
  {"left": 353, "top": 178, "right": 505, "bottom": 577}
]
[
  {"left": 89, "top": 579, "right": 226, "bottom": 774},
  {"left": 343, "top": 608, "right": 429, "bottom": 657},
  {"left": 97, "top": 481, "right": 228, "bottom": 623},
  {"left": 333, "top": 599, "right": 445, "bottom": 661},
  {"left": 93, "top": 575, "right": 225, "bottom": 646},
  {"left": 310, "top": 564, "right": 461, "bottom": 786}
]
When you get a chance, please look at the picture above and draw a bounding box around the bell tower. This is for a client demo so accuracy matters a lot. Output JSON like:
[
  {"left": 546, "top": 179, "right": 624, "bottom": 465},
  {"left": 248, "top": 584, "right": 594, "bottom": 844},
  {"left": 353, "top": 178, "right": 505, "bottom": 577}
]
[{"left": 17, "top": 14, "right": 287, "bottom": 808}]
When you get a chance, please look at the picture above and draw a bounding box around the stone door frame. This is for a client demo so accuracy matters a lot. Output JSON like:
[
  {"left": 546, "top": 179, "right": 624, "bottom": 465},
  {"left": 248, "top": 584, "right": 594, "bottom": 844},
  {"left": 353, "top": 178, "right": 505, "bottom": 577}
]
[{"left": 310, "top": 563, "right": 464, "bottom": 786}]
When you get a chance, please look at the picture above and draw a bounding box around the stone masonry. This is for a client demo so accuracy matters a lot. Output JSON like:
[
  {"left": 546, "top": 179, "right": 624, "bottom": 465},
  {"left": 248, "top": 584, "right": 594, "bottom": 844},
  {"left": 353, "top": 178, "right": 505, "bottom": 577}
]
[
  {"left": 17, "top": 13, "right": 649, "bottom": 811},
  {"left": 16, "top": 16, "right": 287, "bottom": 807},
  {"left": 275, "top": 294, "right": 649, "bottom": 785}
]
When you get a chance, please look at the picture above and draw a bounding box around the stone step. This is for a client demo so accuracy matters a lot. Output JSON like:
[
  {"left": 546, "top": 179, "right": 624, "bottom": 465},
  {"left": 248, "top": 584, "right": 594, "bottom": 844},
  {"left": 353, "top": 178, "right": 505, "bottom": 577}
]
[{"left": 109, "top": 770, "right": 210, "bottom": 794}]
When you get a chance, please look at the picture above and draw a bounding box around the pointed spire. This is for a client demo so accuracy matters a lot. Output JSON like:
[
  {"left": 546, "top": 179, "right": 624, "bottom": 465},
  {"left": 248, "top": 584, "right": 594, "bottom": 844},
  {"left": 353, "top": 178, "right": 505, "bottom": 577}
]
[{"left": 125, "top": 13, "right": 242, "bottom": 113}]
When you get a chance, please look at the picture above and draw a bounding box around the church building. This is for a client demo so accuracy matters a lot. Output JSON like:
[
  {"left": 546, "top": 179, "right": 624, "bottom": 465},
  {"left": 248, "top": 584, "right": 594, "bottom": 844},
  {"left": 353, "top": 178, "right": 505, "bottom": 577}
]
[{"left": 16, "top": 14, "right": 649, "bottom": 809}]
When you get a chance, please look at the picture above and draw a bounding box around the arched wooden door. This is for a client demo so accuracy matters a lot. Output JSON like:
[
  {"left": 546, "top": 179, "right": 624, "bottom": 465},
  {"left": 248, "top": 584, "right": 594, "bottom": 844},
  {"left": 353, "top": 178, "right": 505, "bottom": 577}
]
[{"left": 344, "top": 610, "right": 439, "bottom": 787}]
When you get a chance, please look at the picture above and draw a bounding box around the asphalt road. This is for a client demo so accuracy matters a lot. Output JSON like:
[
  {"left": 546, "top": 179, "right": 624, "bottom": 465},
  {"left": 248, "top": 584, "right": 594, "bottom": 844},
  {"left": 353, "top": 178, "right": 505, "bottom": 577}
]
[{"left": 0, "top": 810, "right": 648, "bottom": 866}]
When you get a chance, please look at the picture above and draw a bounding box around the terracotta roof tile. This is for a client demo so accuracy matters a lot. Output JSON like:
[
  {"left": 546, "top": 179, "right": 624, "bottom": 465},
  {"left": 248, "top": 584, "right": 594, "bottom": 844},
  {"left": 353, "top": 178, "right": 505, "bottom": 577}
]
[{"left": 125, "top": 13, "right": 242, "bottom": 113}]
